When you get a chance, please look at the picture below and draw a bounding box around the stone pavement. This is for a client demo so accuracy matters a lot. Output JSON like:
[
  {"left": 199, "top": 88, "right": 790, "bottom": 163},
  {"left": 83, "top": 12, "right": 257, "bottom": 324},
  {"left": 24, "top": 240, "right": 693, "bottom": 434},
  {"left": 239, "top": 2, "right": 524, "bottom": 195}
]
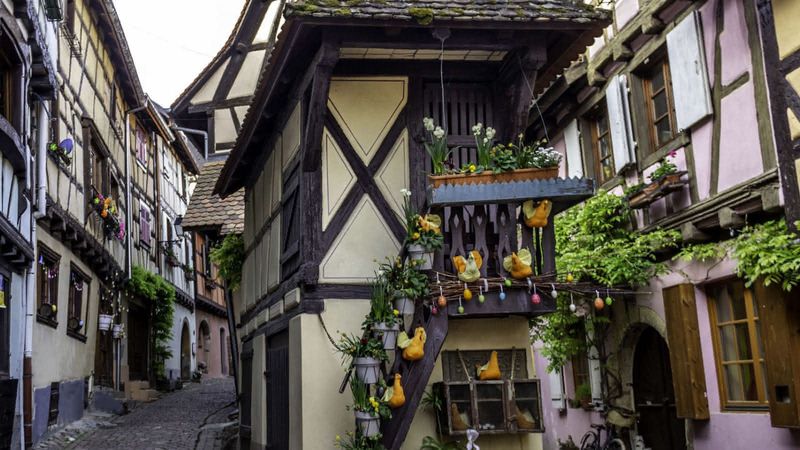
[{"left": 35, "top": 377, "right": 237, "bottom": 450}]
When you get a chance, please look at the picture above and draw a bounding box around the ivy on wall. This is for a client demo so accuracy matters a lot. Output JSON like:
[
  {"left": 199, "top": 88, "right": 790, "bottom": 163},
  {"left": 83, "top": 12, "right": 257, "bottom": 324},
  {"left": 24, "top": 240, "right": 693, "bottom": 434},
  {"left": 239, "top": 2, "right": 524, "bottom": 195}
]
[
  {"left": 210, "top": 234, "right": 244, "bottom": 292},
  {"left": 676, "top": 219, "right": 800, "bottom": 291},
  {"left": 128, "top": 265, "right": 175, "bottom": 379}
]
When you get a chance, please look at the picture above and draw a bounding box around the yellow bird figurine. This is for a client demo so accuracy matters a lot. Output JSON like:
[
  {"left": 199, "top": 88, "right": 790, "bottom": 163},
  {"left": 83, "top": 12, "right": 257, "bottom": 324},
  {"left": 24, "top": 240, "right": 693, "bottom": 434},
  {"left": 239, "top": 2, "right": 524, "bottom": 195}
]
[
  {"left": 523, "top": 199, "right": 552, "bottom": 228},
  {"left": 385, "top": 373, "right": 405, "bottom": 408},
  {"left": 402, "top": 327, "right": 426, "bottom": 361},
  {"left": 476, "top": 350, "right": 502, "bottom": 380},
  {"left": 417, "top": 214, "right": 442, "bottom": 235},
  {"left": 452, "top": 250, "right": 483, "bottom": 283},
  {"left": 514, "top": 403, "right": 538, "bottom": 429},
  {"left": 450, "top": 403, "right": 470, "bottom": 431},
  {"left": 503, "top": 248, "right": 534, "bottom": 280}
]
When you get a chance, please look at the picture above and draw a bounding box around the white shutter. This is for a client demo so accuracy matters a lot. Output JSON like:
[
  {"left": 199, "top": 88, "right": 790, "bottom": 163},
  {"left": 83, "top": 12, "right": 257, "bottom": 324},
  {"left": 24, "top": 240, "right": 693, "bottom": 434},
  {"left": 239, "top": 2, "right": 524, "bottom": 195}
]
[
  {"left": 564, "top": 120, "right": 583, "bottom": 178},
  {"left": 667, "top": 11, "right": 712, "bottom": 131},
  {"left": 605, "top": 75, "right": 634, "bottom": 174},
  {"left": 548, "top": 368, "right": 566, "bottom": 410},
  {"left": 586, "top": 325, "right": 603, "bottom": 406}
]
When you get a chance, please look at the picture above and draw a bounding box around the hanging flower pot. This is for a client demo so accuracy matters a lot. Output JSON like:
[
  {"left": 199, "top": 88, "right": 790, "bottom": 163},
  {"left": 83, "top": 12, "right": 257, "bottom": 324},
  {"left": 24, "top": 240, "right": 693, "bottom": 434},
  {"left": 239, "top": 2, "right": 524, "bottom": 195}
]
[
  {"left": 112, "top": 323, "right": 124, "bottom": 339},
  {"left": 354, "top": 410, "right": 381, "bottom": 437},
  {"left": 353, "top": 356, "right": 381, "bottom": 384},
  {"left": 372, "top": 322, "right": 400, "bottom": 350},
  {"left": 393, "top": 296, "right": 415, "bottom": 316},
  {"left": 407, "top": 244, "right": 433, "bottom": 270},
  {"left": 98, "top": 313, "right": 113, "bottom": 332}
]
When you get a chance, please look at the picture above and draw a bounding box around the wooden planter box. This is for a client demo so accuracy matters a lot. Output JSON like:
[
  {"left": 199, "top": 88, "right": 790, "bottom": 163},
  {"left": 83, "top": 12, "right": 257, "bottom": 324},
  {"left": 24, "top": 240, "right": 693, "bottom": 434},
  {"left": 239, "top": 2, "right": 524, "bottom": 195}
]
[
  {"left": 429, "top": 167, "right": 559, "bottom": 188},
  {"left": 627, "top": 171, "right": 689, "bottom": 209}
]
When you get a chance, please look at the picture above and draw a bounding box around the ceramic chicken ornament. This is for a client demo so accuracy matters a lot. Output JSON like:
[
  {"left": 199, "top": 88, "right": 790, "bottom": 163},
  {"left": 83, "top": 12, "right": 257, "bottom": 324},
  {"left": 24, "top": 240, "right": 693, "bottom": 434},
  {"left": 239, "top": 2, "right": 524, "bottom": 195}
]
[
  {"left": 400, "top": 327, "right": 426, "bottom": 361},
  {"left": 523, "top": 199, "right": 552, "bottom": 228},
  {"left": 476, "top": 350, "right": 501, "bottom": 380},
  {"left": 452, "top": 250, "right": 483, "bottom": 283},
  {"left": 383, "top": 373, "right": 406, "bottom": 408},
  {"left": 503, "top": 249, "right": 533, "bottom": 279},
  {"left": 450, "top": 403, "right": 470, "bottom": 431},
  {"left": 417, "top": 214, "right": 442, "bottom": 234}
]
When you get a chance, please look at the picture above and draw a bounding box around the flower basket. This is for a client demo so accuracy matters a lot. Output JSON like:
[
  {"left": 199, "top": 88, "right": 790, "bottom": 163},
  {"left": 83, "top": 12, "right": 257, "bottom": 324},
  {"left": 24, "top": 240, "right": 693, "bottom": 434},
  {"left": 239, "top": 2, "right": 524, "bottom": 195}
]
[
  {"left": 48, "top": 139, "right": 73, "bottom": 166},
  {"left": 184, "top": 269, "right": 195, "bottom": 281},
  {"left": 354, "top": 410, "right": 381, "bottom": 437},
  {"left": 353, "top": 356, "right": 381, "bottom": 384},
  {"left": 98, "top": 313, "right": 113, "bottom": 332},
  {"left": 112, "top": 323, "right": 124, "bottom": 339},
  {"left": 407, "top": 244, "right": 433, "bottom": 270},
  {"left": 67, "top": 317, "right": 83, "bottom": 331},
  {"left": 372, "top": 322, "right": 400, "bottom": 350},
  {"left": 393, "top": 296, "right": 415, "bottom": 316},
  {"left": 428, "top": 167, "right": 559, "bottom": 188},
  {"left": 165, "top": 253, "right": 181, "bottom": 267}
]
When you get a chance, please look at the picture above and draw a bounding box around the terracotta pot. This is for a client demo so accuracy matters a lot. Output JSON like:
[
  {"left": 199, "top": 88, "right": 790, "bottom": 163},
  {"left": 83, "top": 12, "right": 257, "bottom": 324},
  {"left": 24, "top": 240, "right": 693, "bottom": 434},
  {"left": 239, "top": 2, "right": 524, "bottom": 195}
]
[
  {"left": 353, "top": 357, "right": 381, "bottom": 384},
  {"left": 372, "top": 322, "right": 400, "bottom": 350},
  {"left": 354, "top": 411, "right": 381, "bottom": 437},
  {"left": 428, "top": 167, "right": 559, "bottom": 188},
  {"left": 407, "top": 244, "right": 433, "bottom": 270}
]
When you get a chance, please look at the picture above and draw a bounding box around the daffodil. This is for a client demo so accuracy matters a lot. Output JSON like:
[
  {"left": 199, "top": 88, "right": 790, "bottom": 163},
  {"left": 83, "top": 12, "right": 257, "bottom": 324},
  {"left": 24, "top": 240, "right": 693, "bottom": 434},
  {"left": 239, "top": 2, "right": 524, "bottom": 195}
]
[
  {"left": 423, "top": 117, "right": 435, "bottom": 131},
  {"left": 469, "top": 164, "right": 477, "bottom": 172},
  {"left": 393, "top": 309, "right": 400, "bottom": 316}
]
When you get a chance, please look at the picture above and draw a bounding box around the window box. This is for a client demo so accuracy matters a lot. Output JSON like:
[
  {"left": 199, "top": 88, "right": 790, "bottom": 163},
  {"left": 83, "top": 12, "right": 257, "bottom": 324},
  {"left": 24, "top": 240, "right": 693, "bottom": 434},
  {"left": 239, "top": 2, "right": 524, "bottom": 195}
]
[
  {"left": 434, "top": 379, "right": 543, "bottom": 436},
  {"left": 627, "top": 171, "right": 688, "bottom": 209},
  {"left": 428, "top": 167, "right": 559, "bottom": 188}
]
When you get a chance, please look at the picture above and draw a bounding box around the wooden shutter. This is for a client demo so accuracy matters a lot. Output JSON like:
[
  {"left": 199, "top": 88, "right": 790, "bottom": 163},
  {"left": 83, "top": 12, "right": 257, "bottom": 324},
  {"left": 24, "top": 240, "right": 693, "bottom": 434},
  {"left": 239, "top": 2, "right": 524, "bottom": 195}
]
[
  {"left": 586, "top": 326, "right": 603, "bottom": 406},
  {"left": 753, "top": 282, "right": 800, "bottom": 428},
  {"left": 564, "top": 120, "right": 583, "bottom": 178},
  {"left": 281, "top": 162, "right": 301, "bottom": 278},
  {"left": 667, "top": 11, "right": 713, "bottom": 131},
  {"left": 140, "top": 206, "right": 151, "bottom": 247},
  {"left": 548, "top": 367, "right": 566, "bottom": 410},
  {"left": 605, "top": 75, "right": 634, "bottom": 174},
  {"left": 662, "top": 284, "right": 709, "bottom": 419}
]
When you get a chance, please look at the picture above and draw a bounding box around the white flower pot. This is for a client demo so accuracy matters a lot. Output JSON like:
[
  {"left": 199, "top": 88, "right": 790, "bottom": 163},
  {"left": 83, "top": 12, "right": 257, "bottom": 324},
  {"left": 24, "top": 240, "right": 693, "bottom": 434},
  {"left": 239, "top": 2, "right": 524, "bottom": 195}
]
[
  {"left": 98, "top": 314, "right": 113, "bottom": 332},
  {"left": 112, "top": 323, "right": 124, "bottom": 339},
  {"left": 372, "top": 322, "right": 400, "bottom": 350},
  {"left": 354, "top": 410, "right": 381, "bottom": 437},
  {"left": 353, "top": 357, "right": 381, "bottom": 384},
  {"left": 393, "top": 296, "right": 415, "bottom": 316},
  {"left": 407, "top": 244, "right": 433, "bottom": 270}
]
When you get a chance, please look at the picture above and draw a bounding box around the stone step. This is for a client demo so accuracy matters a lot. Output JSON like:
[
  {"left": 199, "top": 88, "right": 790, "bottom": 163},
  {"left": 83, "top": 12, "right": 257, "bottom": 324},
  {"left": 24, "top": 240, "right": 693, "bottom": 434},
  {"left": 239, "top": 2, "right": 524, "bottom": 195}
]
[
  {"left": 124, "top": 380, "right": 150, "bottom": 398},
  {"left": 129, "top": 388, "right": 159, "bottom": 403}
]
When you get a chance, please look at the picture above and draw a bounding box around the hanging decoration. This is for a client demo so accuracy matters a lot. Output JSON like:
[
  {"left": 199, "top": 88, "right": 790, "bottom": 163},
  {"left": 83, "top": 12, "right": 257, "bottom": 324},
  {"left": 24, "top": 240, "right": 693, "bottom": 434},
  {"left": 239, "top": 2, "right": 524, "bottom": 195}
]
[
  {"left": 522, "top": 199, "right": 552, "bottom": 228},
  {"left": 503, "top": 249, "right": 534, "bottom": 279},
  {"left": 476, "top": 350, "right": 501, "bottom": 381},
  {"left": 452, "top": 250, "right": 482, "bottom": 283},
  {"left": 594, "top": 290, "right": 605, "bottom": 311}
]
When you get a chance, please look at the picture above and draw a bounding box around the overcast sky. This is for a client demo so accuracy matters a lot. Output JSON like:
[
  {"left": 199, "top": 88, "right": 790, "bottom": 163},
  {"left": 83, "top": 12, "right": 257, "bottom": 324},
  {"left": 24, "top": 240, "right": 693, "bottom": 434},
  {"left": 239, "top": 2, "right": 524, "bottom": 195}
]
[{"left": 115, "top": 0, "right": 246, "bottom": 107}]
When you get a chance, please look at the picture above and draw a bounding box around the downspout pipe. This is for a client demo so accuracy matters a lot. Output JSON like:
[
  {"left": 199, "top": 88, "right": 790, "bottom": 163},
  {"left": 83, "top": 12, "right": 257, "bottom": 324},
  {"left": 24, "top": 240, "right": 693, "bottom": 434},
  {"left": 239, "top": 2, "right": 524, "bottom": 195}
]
[
  {"left": 174, "top": 127, "right": 209, "bottom": 160},
  {"left": 224, "top": 287, "right": 239, "bottom": 398}
]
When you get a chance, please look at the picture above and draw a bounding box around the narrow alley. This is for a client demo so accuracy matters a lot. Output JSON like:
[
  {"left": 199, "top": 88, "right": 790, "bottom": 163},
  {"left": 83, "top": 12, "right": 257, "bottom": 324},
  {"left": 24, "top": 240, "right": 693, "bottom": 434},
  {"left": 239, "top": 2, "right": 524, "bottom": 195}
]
[{"left": 34, "top": 379, "right": 236, "bottom": 450}]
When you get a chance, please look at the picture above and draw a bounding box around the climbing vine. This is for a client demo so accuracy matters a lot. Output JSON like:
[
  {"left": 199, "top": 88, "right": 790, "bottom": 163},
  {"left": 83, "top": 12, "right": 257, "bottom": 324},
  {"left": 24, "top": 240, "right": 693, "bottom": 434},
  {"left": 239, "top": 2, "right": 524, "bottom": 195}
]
[
  {"left": 210, "top": 233, "right": 244, "bottom": 292},
  {"left": 128, "top": 265, "right": 175, "bottom": 379},
  {"left": 531, "top": 191, "right": 679, "bottom": 373},
  {"left": 676, "top": 219, "right": 800, "bottom": 291}
]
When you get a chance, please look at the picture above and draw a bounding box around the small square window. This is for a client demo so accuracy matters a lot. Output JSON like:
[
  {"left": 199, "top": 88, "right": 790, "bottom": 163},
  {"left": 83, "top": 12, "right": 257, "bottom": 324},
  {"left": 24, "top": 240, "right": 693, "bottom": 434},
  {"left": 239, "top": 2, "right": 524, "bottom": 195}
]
[
  {"left": 37, "top": 246, "right": 60, "bottom": 327},
  {"left": 66, "top": 266, "right": 90, "bottom": 341},
  {"left": 642, "top": 60, "right": 678, "bottom": 153}
]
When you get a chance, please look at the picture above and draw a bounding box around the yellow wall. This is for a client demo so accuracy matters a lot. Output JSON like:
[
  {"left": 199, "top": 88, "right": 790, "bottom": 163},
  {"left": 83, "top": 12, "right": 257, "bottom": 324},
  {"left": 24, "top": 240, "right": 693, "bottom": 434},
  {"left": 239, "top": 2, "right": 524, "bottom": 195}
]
[
  {"left": 251, "top": 334, "right": 268, "bottom": 447},
  {"left": 773, "top": 0, "right": 800, "bottom": 60},
  {"left": 287, "top": 300, "right": 542, "bottom": 450}
]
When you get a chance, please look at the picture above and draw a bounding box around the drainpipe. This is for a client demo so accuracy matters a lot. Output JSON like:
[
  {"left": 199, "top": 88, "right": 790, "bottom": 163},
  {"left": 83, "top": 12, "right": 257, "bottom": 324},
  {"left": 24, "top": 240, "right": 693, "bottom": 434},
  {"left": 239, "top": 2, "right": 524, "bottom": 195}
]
[
  {"left": 224, "top": 288, "right": 239, "bottom": 398},
  {"left": 174, "top": 127, "right": 209, "bottom": 160}
]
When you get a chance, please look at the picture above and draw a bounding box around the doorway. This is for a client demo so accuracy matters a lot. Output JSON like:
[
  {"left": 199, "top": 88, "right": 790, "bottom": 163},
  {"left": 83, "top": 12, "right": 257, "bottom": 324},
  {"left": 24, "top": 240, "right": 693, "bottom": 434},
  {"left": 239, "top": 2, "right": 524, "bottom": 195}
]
[
  {"left": 633, "top": 327, "right": 686, "bottom": 450},
  {"left": 127, "top": 303, "right": 149, "bottom": 381},
  {"left": 219, "top": 328, "right": 227, "bottom": 375},
  {"left": 266, "top": 331, "right": 289, "bottom": 450},
  {"left": 180, "top": 321, "right": 191, "bottom": 380}
]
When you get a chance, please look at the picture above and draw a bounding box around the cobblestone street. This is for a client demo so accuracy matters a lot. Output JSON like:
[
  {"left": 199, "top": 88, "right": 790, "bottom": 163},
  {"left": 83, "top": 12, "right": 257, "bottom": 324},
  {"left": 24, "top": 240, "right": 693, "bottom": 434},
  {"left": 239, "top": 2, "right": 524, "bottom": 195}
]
[{"left": 35, "top": 378, "right": 236, "bottom": 450}]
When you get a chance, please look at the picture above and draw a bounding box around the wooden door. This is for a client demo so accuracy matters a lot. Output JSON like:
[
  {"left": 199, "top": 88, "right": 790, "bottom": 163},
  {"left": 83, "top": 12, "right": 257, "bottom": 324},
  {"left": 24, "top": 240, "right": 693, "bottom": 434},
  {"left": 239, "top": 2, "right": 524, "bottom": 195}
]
[
  {"left": 94, "top": 327, "right": 114, "bottom": 387},
  {"left": 180, "top": 321, "right": 191, "bottom": 380},
  {"left": 0, "top": 379, "right": 17, "bottom": 448},
  {"left": 127, "top": 303, "right": 149, "bottom": 381},
  {"left": 266, "top": 331, "right": 289, "bottom": 450},
  {"left": 240, "top": 344, "right": 253, "bottom": 443},
  {"left": 633, "top": 327, "right": 686, "bottom": 450}
]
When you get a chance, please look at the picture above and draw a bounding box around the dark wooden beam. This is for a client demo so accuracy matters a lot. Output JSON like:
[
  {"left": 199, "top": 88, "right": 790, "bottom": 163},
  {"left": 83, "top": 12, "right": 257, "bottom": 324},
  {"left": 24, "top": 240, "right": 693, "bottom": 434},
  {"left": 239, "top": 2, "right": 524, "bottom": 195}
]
[
  {"left": 302, "top": 40, "right": 339, "bottom": 173},
  {"left": 327, "top": 27, "right": 530, "bottom": 51}
]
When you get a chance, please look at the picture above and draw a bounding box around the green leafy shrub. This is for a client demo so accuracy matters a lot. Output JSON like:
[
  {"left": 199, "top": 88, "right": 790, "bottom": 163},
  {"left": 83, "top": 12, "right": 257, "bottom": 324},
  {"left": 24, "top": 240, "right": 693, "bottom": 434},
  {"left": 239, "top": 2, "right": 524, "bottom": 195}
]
[
  {"left": 210, "top": 233, "right": 244, "bottom": 291},
  {"left": 127, "top": 266, "right": 175, "bottom": 379}
]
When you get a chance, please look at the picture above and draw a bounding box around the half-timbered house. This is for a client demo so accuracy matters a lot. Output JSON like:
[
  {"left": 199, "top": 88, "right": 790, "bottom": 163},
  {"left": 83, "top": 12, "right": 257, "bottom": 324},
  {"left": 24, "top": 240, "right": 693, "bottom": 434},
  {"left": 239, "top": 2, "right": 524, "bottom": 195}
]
[
  {"left": 528, "top": 0, "right": 800, "bottom": 449},
  {"left": 0, "top": 0, "right": 59, "bottom": 447},
  {"left": 214, "top": 2, "right": 611, "bottom": 449}
]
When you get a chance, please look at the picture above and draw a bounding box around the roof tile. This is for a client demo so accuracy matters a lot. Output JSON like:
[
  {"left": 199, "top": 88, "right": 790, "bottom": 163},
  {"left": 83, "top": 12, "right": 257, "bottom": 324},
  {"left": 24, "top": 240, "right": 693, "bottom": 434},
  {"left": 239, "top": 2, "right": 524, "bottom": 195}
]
[{"left": 183, "top": 161, "right": 244, "bottom": 234}]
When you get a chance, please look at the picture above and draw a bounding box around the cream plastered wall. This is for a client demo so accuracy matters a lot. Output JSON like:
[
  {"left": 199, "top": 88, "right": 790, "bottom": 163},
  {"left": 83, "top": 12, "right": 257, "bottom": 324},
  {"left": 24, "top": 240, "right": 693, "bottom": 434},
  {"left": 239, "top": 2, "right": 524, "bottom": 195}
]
[
  {"left": 251, "top": 334, "right": 268, "bottom": 447},
  {"left": 33, "top": 231, "right": 100, "bottom": 388},
  {"left": 289, "top": 300, "right": 542, "bottom": 450}
]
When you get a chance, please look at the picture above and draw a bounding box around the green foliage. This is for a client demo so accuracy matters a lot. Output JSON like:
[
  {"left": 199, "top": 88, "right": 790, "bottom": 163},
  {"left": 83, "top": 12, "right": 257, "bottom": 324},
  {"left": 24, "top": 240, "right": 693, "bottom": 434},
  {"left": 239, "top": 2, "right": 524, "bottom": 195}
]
[
  {"left": 420, "top": 436, "right": 465, "bottom": 450},
  {"left": 422, "top": 118, "right": 450, "bottom": 174},
  {"left": 530, "top": 294, "right": 588, "bottom": 372},
  {"left": 648, "top": 155, "right": 678, "bottom": 182},
  {"left": 408, "top": 7, "right": 434, "bottom": 25},
  {"left": 209, "top": 234, "right": 244, "bottom": 291},
  {"left": 574, "top": 382, "right": 591, "bottom": 401},
  {"left": 623, "top": 182, "right": 645, "bottom": 197},
  {"left": 675, "top": 220, "right": 800, "bottom": 291},
  {"left": 378, "top": 257, "right": 430, "bottom": 300},
  {"left": 555, "top": 191, "right": 679, "bottom": 287},
  {"left": 335, "top": 432, "right": 386, "bottom": 450},
  {"left": 489, "top": 146, "right": 517, "bottom": 173},
  {"left": 128, "top": 266, "right": 175, "bottom": 379},
  {"left": 335, "top": 333, "right": 388, "bottom": 362},
  {"left": 363, "top": 277, "right": 399, "bottom": 327}
]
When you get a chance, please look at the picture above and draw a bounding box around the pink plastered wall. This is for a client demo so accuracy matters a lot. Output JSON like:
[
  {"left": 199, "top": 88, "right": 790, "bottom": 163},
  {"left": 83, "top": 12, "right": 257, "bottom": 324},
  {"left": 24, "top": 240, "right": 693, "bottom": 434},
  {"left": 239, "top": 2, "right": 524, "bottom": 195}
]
[{"left": 196, "top": 311, "right": 229, "bottom": 378}]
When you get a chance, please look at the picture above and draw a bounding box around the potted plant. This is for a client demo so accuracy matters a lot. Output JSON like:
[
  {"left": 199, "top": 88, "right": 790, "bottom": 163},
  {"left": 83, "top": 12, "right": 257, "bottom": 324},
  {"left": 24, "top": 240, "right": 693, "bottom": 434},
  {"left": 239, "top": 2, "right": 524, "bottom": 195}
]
[
  {"left": 365, "top": 279, "right": 401, "bottom": 350},
  {"left": 349, "top": 377, "right": 389, "bottom": 438},
  {"left": 48, "top": 138, "right": 73, "bottom": 166},
  {"left": 379, "top": 257, "right": 429, "bottom": 316},
  {"left": 112, "top": 323, "right": 124, "bottom": 339},
  {"left": 336, "top": 333, "right": 387, "bottom": 384},
  {"left": 163, "top": 246, "right": 181, "bottom": 267},
  {"left": 98, "top": 313, "right": 113, "bottom": 332},
  {"left": 182, "top": 264, "right": 195, "bottom": 281},
  {"left": 428, "top": 133, "right": 562, "bottom": 187},
  {"left": 573, "top": 382, "right": 593, "bottom": 410},
  {"left": 90, "top": 192, "right": 125, "bottom": 241},
  {"left": 335, "top": 432, "right": 386, "bottom": 450},
  {"left": 423, "top": 117, "right": 451, "bottom": 176},
  {"left": 401, "top": 189, "right": 442, "bottom": 270},
  {"left": 648, "top": 152, "right": 679, "bottom": 184}
]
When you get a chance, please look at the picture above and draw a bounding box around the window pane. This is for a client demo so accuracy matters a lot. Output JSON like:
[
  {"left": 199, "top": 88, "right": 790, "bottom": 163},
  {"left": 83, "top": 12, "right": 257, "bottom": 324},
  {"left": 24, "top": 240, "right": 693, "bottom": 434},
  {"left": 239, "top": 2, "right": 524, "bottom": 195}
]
[
  {"left": 655, "top": 118, "right": 673, "bottom": 146},
  {"left": 734, "top": 323, "right": 752, "bottom": 360},
  {"left": 715, "top": 290, "right": 732, "bottom": 323},
  {"left": 650, "top": 67, "right": 665, "bottom": 92},
  {"left": 755, "top": 320, "right": 764, "bottom": 358},
  {"left": 597, "top": 115, "right": 609, "bottom": 135},
  {"left": 720, "top": 325, "right": 738, "bottom": 361},
  {"left": 653, "top": 92, "right": 669, "bottom": 119},
  {"left": 729, "top": 284, "right": 747, "bottom": 320},
  {"left": 724, "top": 364, "right": 744, "bottom": 401},
  {"left": 739, "top": 363, "right": 758, "bottom": 401}
]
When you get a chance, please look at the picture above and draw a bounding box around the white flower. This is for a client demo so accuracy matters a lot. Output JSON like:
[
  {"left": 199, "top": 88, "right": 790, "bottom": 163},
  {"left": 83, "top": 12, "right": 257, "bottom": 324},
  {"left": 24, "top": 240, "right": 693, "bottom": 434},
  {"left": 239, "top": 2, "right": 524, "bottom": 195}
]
[
  {"left": 423, "top": 117, "right": 435, "bottom": 132},
  {"left": 483, "top": 138, "right": 489, "bottom": 144},
  {"left": 486, "top": 127, "right": 496, "bottom": 140},
  {"left": 471, "top": 123, "right": 483, "bottom": 135},
  {"left": 433, "top": 127, "right": 445, "bottom": 139},
  {"left": 400, "top": 188, "right": 412, "bottom": 198}
]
